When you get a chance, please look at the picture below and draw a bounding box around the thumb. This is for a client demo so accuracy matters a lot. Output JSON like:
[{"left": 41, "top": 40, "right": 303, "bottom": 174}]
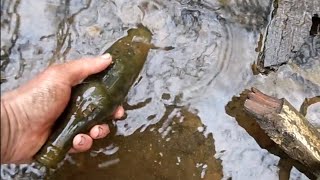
[{"left": 59, "top": 54, "right": 112, "bottom": 86}]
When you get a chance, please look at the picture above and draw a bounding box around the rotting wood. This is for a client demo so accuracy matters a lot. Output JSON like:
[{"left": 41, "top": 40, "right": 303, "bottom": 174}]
[
  {"left": 244, "top": 87, "right": 320, "bottom": 178},
  {"left": 226, "top": 90, "right": 318, "bottom": 179},
  {"left": 258, "top": 0, "right": 320, "bottom": 69}
]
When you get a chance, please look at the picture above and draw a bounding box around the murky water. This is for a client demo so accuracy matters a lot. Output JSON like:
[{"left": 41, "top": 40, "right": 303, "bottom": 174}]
[{"left": 1, "top": 0, "right": 319, "bottom": 179}]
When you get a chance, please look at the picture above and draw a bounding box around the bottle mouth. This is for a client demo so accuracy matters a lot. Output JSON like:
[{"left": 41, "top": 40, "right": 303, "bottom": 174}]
[{"left": 132, "top": 35, "right": 151, "bottom": 44}]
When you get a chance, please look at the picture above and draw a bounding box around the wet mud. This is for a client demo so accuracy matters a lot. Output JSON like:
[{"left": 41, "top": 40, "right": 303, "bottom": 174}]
[{"left": 51, "top": 108, "right": 223, "bottom": 180}]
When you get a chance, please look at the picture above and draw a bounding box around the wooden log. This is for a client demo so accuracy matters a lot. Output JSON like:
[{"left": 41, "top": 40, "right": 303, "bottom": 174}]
[{"left": 244, "top": 87, "right": 320, "bottom": 178}]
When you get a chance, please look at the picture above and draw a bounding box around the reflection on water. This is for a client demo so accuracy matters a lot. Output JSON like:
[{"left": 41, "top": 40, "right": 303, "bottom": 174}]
[{"left": 1, "top": 0, "right": 319, "bottom": 179}]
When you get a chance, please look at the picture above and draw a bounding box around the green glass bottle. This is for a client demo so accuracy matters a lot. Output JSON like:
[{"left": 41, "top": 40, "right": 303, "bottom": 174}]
[{"left": 34, "top": 25, "right": 153, "bottom": 168}]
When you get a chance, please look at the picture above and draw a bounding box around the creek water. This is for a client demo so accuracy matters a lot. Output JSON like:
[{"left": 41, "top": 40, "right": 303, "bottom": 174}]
[{"left": 1, "top": 0, "right": 319, "bottom": 179}]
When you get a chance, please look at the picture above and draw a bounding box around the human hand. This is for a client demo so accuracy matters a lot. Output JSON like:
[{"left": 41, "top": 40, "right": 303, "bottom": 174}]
[{"left": 0, "top": 54, "right": 124, "bottom": 163}]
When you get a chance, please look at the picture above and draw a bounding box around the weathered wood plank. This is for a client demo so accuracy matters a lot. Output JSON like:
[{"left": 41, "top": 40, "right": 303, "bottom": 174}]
[
  {"left": 244, "top": 88, "right": 320, "bottom": 178},
  {"left": 261, "top": 0, "right": 320, "bottom": 67}
]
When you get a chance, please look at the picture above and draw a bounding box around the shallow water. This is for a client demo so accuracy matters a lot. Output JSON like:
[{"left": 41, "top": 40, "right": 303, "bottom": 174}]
[{"left": 1, "top": 0, "right": 319, "bottom": 179}]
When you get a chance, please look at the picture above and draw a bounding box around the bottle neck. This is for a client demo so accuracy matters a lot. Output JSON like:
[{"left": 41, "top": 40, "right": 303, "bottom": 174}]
[{"left": 35, "top": 144, "right": 65, "bottom": 169}]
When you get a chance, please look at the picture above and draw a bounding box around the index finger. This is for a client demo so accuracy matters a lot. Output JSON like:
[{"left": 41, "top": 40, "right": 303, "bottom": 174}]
[{"left": 60, "top": 54, "right": 112, "bottom": 86}]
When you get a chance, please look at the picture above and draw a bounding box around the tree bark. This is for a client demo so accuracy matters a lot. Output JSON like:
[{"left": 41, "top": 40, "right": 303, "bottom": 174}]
[
  {"left": 259, "top": 0, "right": 320, "bottom": 68},
  {"left": 244, "top": 87, "right": 320, "bottom": 178}
]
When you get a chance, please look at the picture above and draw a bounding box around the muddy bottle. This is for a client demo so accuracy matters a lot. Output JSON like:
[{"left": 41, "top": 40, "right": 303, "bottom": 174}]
[{"left": 34, "top": 25, "right": 153, "bottom": 168}]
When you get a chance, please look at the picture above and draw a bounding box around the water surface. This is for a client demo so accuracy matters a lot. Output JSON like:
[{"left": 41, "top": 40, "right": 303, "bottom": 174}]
[{"left": 1, "top": 0, "right": 319, "bottom": 179}]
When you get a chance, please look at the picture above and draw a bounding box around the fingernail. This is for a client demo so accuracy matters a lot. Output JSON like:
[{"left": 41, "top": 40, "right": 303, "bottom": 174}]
[
  {"left": 101, "top": 53, "right": 111, "bottom": 60},
  {"left": 78, "top": 136, "right": 85, "bottom": 146},
  {"left": 96, "top": 126, "right": 103, "bottom": 138}
]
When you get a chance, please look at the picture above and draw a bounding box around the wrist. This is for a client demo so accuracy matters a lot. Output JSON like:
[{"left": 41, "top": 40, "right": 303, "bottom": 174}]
[
  {"left": 1, "top": 94, "right": 22, "bottom": 163},
  {"left": 1, "top": 98, "right": 12, "bottom": 162}
]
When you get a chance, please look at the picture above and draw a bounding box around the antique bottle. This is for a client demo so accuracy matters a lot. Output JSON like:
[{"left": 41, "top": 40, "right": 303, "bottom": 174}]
[{"left": 34, "top": 25, "right": 153, "bottom": 168}]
